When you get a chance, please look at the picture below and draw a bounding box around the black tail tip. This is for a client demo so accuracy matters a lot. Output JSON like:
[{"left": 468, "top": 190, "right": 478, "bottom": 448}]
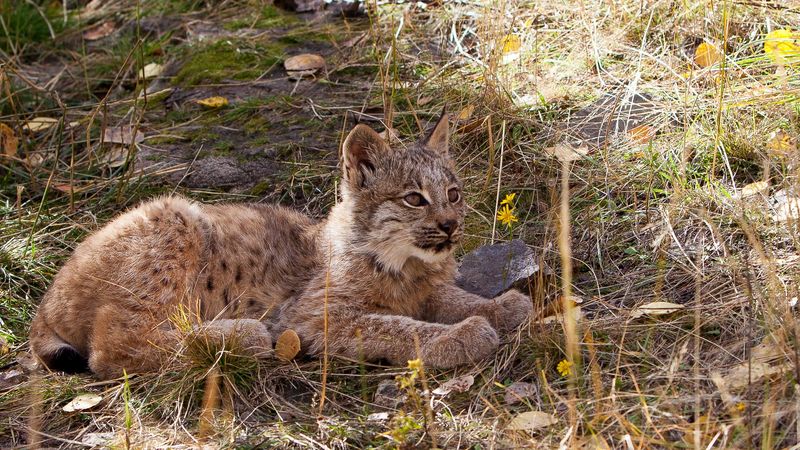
[{"left": 42, "top": 346, "right": 90, "bottom": 374}]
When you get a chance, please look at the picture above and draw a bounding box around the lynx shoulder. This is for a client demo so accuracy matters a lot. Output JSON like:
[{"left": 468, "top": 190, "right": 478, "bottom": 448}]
[{"left": 30, "top": 112, "right": 533, "bottom": 379}]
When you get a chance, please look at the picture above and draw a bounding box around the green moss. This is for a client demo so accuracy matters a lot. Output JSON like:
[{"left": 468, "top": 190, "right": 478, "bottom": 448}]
[
  {"left": 174, "top": 40, "right": 285, "bottom": 86},
  {"left": 249, "top": 180, "right": 271, "bottom": 196},
  {"left": 223, "top": 4, "right": 299, "bottom": 31},
  {"left": 277, "top": 28, "right": 332, "bottom": 45}
]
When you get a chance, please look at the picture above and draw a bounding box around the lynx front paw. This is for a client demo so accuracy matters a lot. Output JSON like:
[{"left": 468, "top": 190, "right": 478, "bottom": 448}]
[
  {"left": 490, "top": 290, "right": 533, "bottom": 332},
  {"left": 422, "top": 316, "right": 499, "bottom": 368}
]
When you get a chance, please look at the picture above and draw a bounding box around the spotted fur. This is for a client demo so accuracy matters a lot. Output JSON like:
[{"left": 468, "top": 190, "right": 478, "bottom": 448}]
[{"left": 29, "top": 113, "right": 533, "bottom": 379}]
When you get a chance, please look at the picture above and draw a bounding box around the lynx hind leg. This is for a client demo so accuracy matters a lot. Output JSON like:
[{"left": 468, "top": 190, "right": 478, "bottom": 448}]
[
  {"left": 188, "top": 319, "right": 273, "bottom": 360},
  {"left": 30, "top": 316, "right": 89, "bottom": 374}
]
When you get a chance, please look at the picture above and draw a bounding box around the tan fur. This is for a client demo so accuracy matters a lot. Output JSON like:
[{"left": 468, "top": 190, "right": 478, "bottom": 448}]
[{"left": 30, "top": 114, "right": 533, "bottom": 379}]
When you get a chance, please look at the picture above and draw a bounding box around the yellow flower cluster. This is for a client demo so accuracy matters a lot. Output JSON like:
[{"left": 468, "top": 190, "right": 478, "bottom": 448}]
[
  {"left": 497, "top": 193, "right": 518, "bottom": 227},
  {"left": 557, "top": 359, "right": 574, "bottom": 377}
]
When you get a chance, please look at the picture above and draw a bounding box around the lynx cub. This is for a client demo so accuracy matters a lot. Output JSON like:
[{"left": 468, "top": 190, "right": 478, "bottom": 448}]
[{"left": 30, "top": 113, "right": 533, "bottom": 379}]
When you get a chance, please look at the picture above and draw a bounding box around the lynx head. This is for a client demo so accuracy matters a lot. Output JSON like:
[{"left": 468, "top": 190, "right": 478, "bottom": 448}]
[{"left": 339, "top": 111, "right": 465, "bottom": 273}]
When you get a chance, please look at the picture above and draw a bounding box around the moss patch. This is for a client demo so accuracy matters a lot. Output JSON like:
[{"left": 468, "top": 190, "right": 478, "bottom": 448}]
[{"left": 174, "top": 40, "right": 285, "bottom": 86}]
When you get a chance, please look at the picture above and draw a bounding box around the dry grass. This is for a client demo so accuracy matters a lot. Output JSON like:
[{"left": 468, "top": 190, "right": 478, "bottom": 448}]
[{"left": 1, "top": 0, "right": 800, "bottom": 448}]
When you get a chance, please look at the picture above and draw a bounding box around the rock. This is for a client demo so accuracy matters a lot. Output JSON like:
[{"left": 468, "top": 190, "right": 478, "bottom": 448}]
[
  {"left": 373, "top": 379, "right": 406, "bottom": 409},
  {"left": 456, "top": 239, "right": 538, "bottom": 299},
  {"left": 0, "top": 369, "right": 25, "bottom": 390},
  {"left": 569, "top": 91, "right": 662, "bottom": 149},
  {"left": 504, "top": 381, "right": 538, "bottom": 406},
  {"left": 81, "top": 432, "right": 116, "bottom": 447},
  {"left": 274, "top": 0, "right": 324, "bottom": 13}
]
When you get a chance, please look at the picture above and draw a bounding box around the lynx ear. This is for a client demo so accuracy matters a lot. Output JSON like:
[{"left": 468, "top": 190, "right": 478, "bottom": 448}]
[
  {"left": 422, "top": 109, "right": 449, "bottom": 155},
  {"left": 342, "top": 124, "right": 390, "bottom": 189}
]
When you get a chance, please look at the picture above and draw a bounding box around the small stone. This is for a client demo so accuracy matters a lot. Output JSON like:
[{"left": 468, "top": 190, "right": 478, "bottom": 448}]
[
  {"left": 81, "top": 432, "right": 116, "bottom": 447},
  {"left": 0, "top": 369, "right": 25, "bottom": 390},
  {"left": 373, "top": 379, "right": 406, "bottom": 409},
  {"left": 456, "top": 239, "right": 539, "bottom": 298},
  {"left": 274, "top": 0, "right": 324, "bottom": 13},
  {"left": 504, "top": 381, "right": 538, "bottom": 406}
]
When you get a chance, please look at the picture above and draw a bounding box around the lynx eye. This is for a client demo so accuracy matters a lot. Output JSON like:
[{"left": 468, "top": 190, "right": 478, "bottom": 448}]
[
  {"left": 447, "top": 188, "right": 460, "bottom": 203},
  {"left": 403, "top": 192, "right": 428, "bottom": 207}
]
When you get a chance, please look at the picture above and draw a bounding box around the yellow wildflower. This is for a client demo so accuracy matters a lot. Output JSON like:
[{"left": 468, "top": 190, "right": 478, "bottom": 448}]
[
  {"left": 497, "top": 204, "right": 518, "bottom": 227},
  {"left": 556, "top": 359, "right": 573, "bottom": 377},
  {"left": 407, "top": 358, "right": 423, "bottom": 372},
  {"left": 735, "top": 402, "right": 746, "bottom": 412},
  {"left": 764, "top": 29, "right": 800, "bottom": 65},
  {"left": 500, "top": 192, "right": 517, "bottom": 206}
]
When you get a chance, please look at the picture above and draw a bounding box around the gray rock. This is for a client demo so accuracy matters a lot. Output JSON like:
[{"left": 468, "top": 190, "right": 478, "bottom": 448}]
[
  {"left": 0, "top": 369, "right": 25, "bottom": 390},
  {"left": 456, "top": 239, "right": 538, "bottom": 298},
  {"left": 373, "top": 379, "right": 406, "bottom": 409}
]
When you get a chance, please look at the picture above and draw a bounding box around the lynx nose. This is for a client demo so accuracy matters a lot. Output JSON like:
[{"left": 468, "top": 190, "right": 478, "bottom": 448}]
[{"left": 438, "top": 220, "right": 457, "bottom": 236}]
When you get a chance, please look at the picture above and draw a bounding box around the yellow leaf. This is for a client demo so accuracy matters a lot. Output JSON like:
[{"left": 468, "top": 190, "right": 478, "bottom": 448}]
[
  {"left": 275, "top": 329, "right": 300, "bottom": 361},
  {"left": 694, "top": 42, "right": 721, "bottom": 67},
  {"left": 506, "top": 411, "right": 558, "bottom": 431},
  {"left": 627, "top": 124, "right": 656, "bottom": 145},
  {"left": 501, "top": 34, "right": 522, "bottom": 54},
  {"left": 630, "top": 301, "right": 684, "bottom": 319},
  {"left": 0, "top": 123, "right": 18, "bottom": 157},
  {"left": 767, "top": 129, "right": 797, "bottom": 158},
  {"left": 196, "top": 96, "right": 229, "bottom": 108},
  {"left": 764, "top": 29, "right": 800, "bottom": 65},
  {"left": 457, "top": 104, "right": 475, "bottom": 121}
]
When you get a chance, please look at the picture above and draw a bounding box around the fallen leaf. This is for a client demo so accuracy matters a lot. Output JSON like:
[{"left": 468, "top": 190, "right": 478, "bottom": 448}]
[
  {"left": 500, "top": 34, "right": 522, "bottom": 64},
  {"left": 457, "top": 105, "right": 475, "bottom": 121},
  {"left": 367, "top": 412, "right": 389, "bottom": 421},
  {"left": 501, "top": 34, "right": 522, "bottom": 54},
  {"left": 505, "top": 411, "right": 557, "bottom": 431},
  {"left": 0, "top": 123, "right": 18, "bottom": 157},
  {"left": 275, "top": 329, "right": 300, "bottom": 361},
  {"left": 723, "top": 361, "right": 791, "bottom": 390},
  {"left": 102, "top": 125, "right": 144, "bottom": 145},
  {"left": 767, "top": 129, "right": 797, "bottom": 158},
  {"left": 504, "top": 381, "right": 537, "bottom": 405},
  {"left": 432, "top": 374, "right": 474, "bottom": 396},
  {"left": 83, "top": 21, "right": 115, "bottom": 41},
  {"left": 98, "top": 145, "right": 129, "bottom": 168},
  {"left": 764, "top": 29, "right": 800, "bottom": 65},
  {"left": 196, "top": 96, "right": 229, "bottom": 108},
  {"left": 544, "top": 142, "right": 589, "bottom": 162},
  {"left": 694, "top": 42, "right": 721, "bottom": 67},
  {"left": 417, "top": 96, "right": 433, "bottom": 106},
  {"left": 139, "top": 62, "right": 163, "bottom": 80},
  {"left": 539, "top": 306, "right": 582, "bottom": 324},
  {"left": 63, "top": 393, "right": 103, "bottom": 412},
  {"left": 741, "top": 181, "right": 769, "bottom": 198},
  {"left": 630, "top": 301, "right": 684, "bottom": 319},
  {"left": 627, "top": 124, "right": 656, "bottom": 145},
  {"left": 284, "top": 54, "right": 325, "bottom": 75},
  {"left": 23, "top": 117, "right": 58, "bottom": 133}
]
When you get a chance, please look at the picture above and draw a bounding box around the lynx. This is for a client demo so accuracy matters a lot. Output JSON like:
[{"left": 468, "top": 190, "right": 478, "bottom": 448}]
[{"left": 30, "top": 113, "right": 533, "bottom": 379}]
